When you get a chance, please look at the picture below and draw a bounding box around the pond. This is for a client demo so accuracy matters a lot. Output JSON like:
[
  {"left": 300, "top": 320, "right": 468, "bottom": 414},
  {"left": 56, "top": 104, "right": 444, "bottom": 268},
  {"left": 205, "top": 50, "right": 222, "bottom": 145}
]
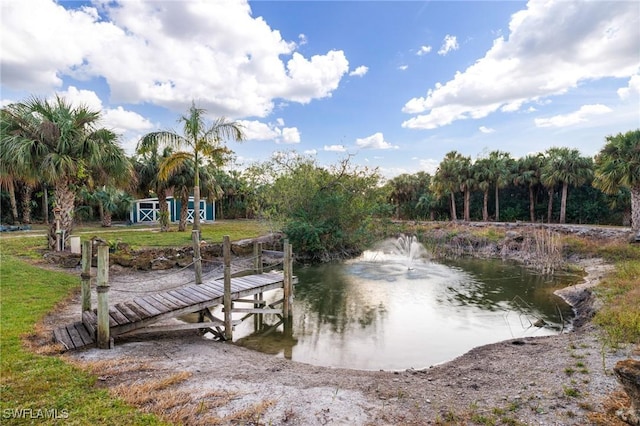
[{"left": 231, "top": 244, "right": 580, "bottom": 371}]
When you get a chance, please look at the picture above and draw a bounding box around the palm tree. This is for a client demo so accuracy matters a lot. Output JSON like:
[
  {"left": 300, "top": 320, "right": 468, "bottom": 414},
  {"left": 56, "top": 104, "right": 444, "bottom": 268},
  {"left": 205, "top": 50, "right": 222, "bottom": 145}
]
[
  {"left": 594, "top": 129, "right": 640, "bottom": 231},
  {"left": 486, "top": 151, "right": 514, "bottom": 222},
  {"left": 139, "top": 101, "right": 244, "bottom": 231},
  {"left": 164, "top": 158, "right": 220, "bottom": 231},
  {"left": 474, "top": 158, "right": 492, "bottom": 221},
  {"left": 134, "top": 144, "right": 173, "bottom": 231},
  {"left": 1, "top": 96, "right": 130, "bottom": 249},
  {"left": 542, "top": 147, "right": 593, "bottom": 224},
  {"left": 433, "top": 151, "right": 471, "bottom": 221},
  {"left": 514, "top": 154, "right": 544, "bottom": 223},
  {"left": 1, "top": 106, "right": 40, "bottom": 224}
]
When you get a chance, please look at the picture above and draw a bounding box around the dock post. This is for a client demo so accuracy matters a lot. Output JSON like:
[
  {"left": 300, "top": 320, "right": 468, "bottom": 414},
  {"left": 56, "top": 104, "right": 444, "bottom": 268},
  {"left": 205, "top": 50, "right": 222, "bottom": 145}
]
[
  {"left": 253, "top": 242, "right": 263, "bottom": 274},
  {"left": 96, "top": 243, "right": 112, "bottom": 349},
  {"left": 283, "top": 240, "right": 292, "bottom": 319},
  {"left": 81, "top": 240, "right": 92, "bottom": 313},
  {"left": 223, "top": 235, "right": 232, "bottom": 340},
  {"left": 192, "top": 230, "right": 203, "bottom": 285}
]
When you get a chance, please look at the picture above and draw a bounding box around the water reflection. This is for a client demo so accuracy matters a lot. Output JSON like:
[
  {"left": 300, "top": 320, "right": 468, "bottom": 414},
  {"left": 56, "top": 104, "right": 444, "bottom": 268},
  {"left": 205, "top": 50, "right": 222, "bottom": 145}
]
[{"left": 233, "top": 255, "right": 579, "bottom": 371}]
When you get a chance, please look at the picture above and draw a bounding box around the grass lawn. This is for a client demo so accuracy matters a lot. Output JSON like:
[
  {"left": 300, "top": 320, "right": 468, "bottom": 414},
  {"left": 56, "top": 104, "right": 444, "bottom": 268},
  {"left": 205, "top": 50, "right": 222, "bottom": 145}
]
[{"left": 0, "top": 220, "right": 269, "bottom": 425}]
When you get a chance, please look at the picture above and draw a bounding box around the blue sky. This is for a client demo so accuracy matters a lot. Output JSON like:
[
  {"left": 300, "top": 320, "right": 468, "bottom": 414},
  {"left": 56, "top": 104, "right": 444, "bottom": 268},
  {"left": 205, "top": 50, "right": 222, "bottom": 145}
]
[{"left": 2, "top": 0, "right": 639, "bottom": 179}]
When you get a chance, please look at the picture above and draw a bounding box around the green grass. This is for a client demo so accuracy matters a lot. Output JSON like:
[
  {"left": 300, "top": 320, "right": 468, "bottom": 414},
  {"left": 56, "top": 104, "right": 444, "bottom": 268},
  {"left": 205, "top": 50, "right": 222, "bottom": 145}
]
[
  {"left": 0, "top": 220, "right": 270, "bottom": 254},
  {"left": 0, "top": 255, "right": 167, "bottom": 425},
  {"left": 0, "top": 220, "right": 269, "bottom": 425}
]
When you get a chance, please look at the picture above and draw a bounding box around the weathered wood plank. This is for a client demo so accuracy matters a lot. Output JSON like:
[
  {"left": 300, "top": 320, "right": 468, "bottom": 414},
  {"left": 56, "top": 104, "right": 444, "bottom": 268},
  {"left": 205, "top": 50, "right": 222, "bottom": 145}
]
[
  {"left": 168, "top": 289, "right": 200, "bottom": 305},
  {"left": 133, "top": 297, "right": 164, "bottom": 316},
  {"left": 176, "top": 286, "right": 211, "bottom": 303},
  {"left": 234, "top": 298, "right": 267, "bottom": 305},
  {"left": 229, "top": 308, "right": 283, "bottom": 314},
  {"left": 113, "top": 302, "right": 142, "bottom": 323},
  {"left": 108, "top": 306, "right": 130, "bottom": 326},
  {"left": 138, "top": 296, "right": 169, "bottom": 315},
  {"left": 53, "top": 327, "right": 72, "bottom": 350},
  {"left": 123, "top": 300, "right": 153, "bottom": 320},
  {"left": 66, "top": 324, "right": 86, "bottom": 349},
  {"left": 173, "top": 288, "right": 208, "bottom": 304},
  {"left": 157, "top": 291, "right": 193, "bottom": 309},
  {"left": 148, "top": 294, "right": 181, "bottom": 311},
  {"left": 187, "top": 284, "right": 218, "bottom": 299},
  {"left": 183, "top": 285, "right": 216, "bottom": 301},
  {"left": 200, "top": 282, "right": 224, "bottom": 295},
  {"left": 74, "top": 322, "right": 94, "bottom": 346}
]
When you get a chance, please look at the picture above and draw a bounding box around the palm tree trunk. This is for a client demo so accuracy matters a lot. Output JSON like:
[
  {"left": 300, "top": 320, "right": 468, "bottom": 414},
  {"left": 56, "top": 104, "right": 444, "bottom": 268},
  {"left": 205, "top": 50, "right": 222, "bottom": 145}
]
[
  {"left": 193, "top": 185, "right": 201, "bottom": 231},
  {"left": 482, "top": 190, "right": 489, "bottom": 221},
  {"left": 178, "top": 193, "right": 189, "bottom": 231},
  {"left": 102, "top": 210, "right": 112, "bottom": 227},
  {"left": 494, "top": 186, "right": 500, "bottom": 222},
  {"left": 158, "top": 190, "right": 170, "bottom": 232},
  {"left": 8, "top": 179, "right": 18, "bottom": 224},
  {"left": 450, "top": 192, "right": 457, "bottom": 221},
  {"left": 547, "top": 188, "right": 554, "bottom": 223},
  {"left": 20, "top": 183, "right": 33, "bottom": 224},
  {"left": 43, "top": 185, "right": 49, "bottom": 224},
  {"left": 49, "top": 182, "right": 75, "bottom": 250},
  {"left": 529, "top": 185, "right": 536, "bottom": 223},
  {"left": 99, "top": 203, "right": 105, "bottom": 226},
  {"left": 631, "top": 186, "right": 640, "bottom": 232},
  {"left": 559, "top": 182, "right": 568, "bottom": 224},
  {"left": 464, "top": 190, "right": 470, "bottom": 222}
]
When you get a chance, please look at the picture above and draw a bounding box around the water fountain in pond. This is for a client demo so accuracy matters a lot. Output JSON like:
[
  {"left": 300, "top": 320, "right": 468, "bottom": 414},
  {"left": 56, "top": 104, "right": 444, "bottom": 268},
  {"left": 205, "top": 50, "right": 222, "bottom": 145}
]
[{"left": 360, "top": 234, "right": 430, "bottom": 272}]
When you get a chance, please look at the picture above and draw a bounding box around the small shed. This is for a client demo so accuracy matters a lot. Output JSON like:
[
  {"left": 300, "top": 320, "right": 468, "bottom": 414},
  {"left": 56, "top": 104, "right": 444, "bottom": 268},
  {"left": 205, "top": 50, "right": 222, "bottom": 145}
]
[{"left": 129, "top": 196, "right": 215, "bottom": 224}]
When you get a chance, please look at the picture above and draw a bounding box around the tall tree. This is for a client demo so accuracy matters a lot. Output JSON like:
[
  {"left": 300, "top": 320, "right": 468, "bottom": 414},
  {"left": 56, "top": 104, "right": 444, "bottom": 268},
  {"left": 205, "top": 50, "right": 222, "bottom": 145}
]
[
  {"left": 514, "top": 153, "right": 544, "bottom": 222},
  {"left": 486, "top": 150, "right": 514, "bottom": 222},
  {"left": 473, "top": 158, "right": 492, "bottom": 221},
  {"left": 542, "top": 147, "right": 593, "bottom": 224},
  {"left": 434, "top": 151, "right": 469, "bottom": 221},
  {"left": 594, "top": 129, "right": 640, "bottom": 231},
  {"left": 139, "top": 101, "right": 244, "bottom": 232},
  {"left": 134, "top": 144, "right": 173, "bottom": 231},
  {"left": 1, "top": 96, "right": 130, "bottom": 249}
]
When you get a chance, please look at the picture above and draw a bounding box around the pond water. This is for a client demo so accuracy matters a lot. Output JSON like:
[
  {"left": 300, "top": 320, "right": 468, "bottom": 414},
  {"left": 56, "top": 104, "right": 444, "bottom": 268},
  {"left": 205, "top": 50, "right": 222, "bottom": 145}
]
[{"left": 231, "top": 246, "right": 580, "bottom": 371}]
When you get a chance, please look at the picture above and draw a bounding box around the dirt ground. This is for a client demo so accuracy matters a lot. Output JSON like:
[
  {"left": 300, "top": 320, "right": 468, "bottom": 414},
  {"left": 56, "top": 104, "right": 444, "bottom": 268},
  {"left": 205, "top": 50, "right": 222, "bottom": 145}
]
[{"left": 40, "top": 256, "right": 638, "bottom": 425}]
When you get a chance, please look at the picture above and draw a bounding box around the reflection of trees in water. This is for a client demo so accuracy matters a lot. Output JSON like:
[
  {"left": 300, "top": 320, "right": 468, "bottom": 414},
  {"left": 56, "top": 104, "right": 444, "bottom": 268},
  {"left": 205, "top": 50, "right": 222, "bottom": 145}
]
[
  {"left": 443, "top": 258, "right": 578, "bottom": 326},
  {"left": 294, "top": 264, "right": 387, "bottom": 336}
]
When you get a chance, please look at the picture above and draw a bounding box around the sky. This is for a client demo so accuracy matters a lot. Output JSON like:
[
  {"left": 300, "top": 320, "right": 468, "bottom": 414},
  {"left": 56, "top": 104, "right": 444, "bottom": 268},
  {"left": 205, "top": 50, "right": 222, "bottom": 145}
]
[{"left": 1, "top": 0, "right": 639, "bottom": 179}]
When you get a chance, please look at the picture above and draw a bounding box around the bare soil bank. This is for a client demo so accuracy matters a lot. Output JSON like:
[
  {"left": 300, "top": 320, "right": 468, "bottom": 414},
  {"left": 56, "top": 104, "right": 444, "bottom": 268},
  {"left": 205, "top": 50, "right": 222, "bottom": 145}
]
[{"left": 40, "top": 223, "right": 638, "bottom": 425}]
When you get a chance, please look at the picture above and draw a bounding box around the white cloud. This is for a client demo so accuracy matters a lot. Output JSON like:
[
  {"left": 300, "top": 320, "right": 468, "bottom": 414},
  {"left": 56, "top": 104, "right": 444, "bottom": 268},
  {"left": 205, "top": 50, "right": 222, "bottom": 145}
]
[
  {"left": 355, "top": 132, "right": 398, "bottom": 150},
  {"left": 419, "top": 158, "right": 439, "bottom": 175},
  {"left": 437, "top": 35, "right": 458, "bottom": 56},
  {"left": 402, "top": 0, "right": 640, "bottom": 130},
  {"left": 304, "top": 149, "right": 317, "bottom": 155},
  {"left": 281, "top": 127, "right": 301, "bottom": 144},
  {"left": 324, "top": 144, "right": 346, "bottom": 152},
  {"left": 398, "top": 65, "right": 409, "bottom": 71},
  {"left": 349, "top": 65, "right": 369, "bottom": 77},
  {"left": 617, "top": 74, "right": 640, "bottom": 99},
  {"left": 54, "top": 86, "right": 153, "bottom": 153},
  {"left": 238, "top": 119, "right": 300, "bottom": 144},
  {"left": 534, "top": 104, "right": 612, "bottom": 128},
  {"left": 298, "top": 33, "right": 308, "bottom": 46},
  {"left": 0, "top": 0, "right": 350, "bottom": 117},
  {"left": 102, "top": 107, "right": 154, "bottom": 133},
  {"left": 479, "top": 126, "right": 495, "bottom": 134},
  {"left": 417, "top": 45, "right": 432, "bottom": 56}
]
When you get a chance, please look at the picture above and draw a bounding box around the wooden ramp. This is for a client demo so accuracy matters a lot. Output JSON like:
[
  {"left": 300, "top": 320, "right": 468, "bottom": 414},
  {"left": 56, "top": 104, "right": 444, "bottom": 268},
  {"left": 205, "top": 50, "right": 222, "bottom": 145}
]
[{"left": 53, "top": 271, "right": 295, "bottom": 351}]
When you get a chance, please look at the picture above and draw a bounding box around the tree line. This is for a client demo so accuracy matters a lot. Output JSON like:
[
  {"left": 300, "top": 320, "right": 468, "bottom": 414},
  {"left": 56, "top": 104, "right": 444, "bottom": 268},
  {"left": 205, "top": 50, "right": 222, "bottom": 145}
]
[{"left": 1, "top": 95, "right": 638, "bottom": 257}]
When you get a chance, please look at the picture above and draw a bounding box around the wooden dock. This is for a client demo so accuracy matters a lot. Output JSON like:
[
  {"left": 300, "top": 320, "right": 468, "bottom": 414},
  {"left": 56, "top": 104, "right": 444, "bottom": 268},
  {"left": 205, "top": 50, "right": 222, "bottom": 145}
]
[{"left": 54, "top": 235, "right": 296, "bottom": 351}]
